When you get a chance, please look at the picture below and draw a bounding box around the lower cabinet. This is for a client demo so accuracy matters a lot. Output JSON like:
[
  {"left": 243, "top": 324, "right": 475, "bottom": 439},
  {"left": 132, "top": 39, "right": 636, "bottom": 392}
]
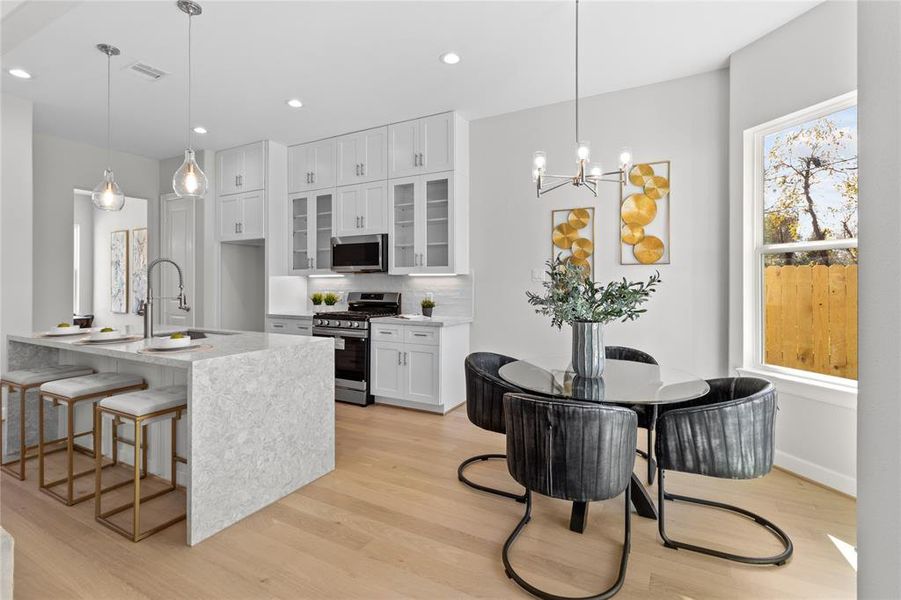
[
  {"left": 266, "top": 317, "right": 313, "bottom": 336},
  {"left": 370, "top": 322, "right": 469, "bottom": 413}
]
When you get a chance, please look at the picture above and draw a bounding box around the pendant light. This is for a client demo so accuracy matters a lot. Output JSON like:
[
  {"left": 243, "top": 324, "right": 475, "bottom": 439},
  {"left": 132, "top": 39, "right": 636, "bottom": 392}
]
[
  {"left": 91, "top": 44, "right": 125, "bottom": 211},
  {"left": 172, "top": 0, "right": 208, "bottom": 197}
]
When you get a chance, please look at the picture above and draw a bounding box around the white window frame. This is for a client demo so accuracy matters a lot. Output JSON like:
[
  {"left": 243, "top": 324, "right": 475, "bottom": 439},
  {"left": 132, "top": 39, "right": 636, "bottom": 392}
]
[{"left": 741, "top": 91, "right": 858, "bottom": 396}]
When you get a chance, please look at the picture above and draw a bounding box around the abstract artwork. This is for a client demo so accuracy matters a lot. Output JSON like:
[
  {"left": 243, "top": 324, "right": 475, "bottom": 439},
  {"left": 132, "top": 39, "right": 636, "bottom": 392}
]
[
  {"left": 130, "top": 228, "right": 147, "bottom": 315},
  {"left": 620, "top": 161, "right": 671, "bottom": 265},
  {"left": 551, "top": 207, "right": 594, "bottom": 276},
  {"left": 110, "top": 229, "right": 129, "bottom": 314}
]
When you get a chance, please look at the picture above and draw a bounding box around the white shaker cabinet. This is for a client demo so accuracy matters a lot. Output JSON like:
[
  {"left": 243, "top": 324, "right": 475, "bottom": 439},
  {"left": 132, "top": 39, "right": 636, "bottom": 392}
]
[
  {"left": 289, "top": 189, "right": 335, "bottom": 274},
  {"left": 218, "top": 141, "right": 266, "bottom": 196},
  {"left": 336, "top": 126, "right": 388, "bottom": 186},
  {"left": 388, "top": 112, "right": 454, "bottom": 178},
  {"left": 389, "top": 171, "right": 456, "bottom": 274},
  {"left": 288, "top": 139, "right": 336, "bottom": 193},
  {"left": 219, "top": 190, "right": 265, "bottom": 241},
  {"left": 335, "top": 181, "right": 388, "bottom": 237}
]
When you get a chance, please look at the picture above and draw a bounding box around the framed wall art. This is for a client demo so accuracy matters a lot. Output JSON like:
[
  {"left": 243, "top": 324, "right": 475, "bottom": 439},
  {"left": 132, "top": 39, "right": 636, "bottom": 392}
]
[
  {"left": 620, "top": 160, "right": 671, "bottom": 265},
  {"left": 551, "top": 207, "right": 594, "bottom": 276},
  {"left": 110, "top": 229, "right": 129, "bottom": 314},
  {"left": 130, "top": 227, "right": 148, "bottom": 315}
]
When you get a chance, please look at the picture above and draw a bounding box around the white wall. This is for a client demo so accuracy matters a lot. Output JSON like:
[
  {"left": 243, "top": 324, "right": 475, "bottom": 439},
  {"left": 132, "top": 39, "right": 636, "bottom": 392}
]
[
  {"left": 469, "top": 70, "right": 729, "bottom": 375},
  {"left": 0, "top": 93, "right": 33, "bottom": 373},
  {"left": 857, "top": 1, "right": 901, "bottom": 596},
  {"left": 32, "top": 133, "right": 159, "bottom": 331},
  {"left": 91, "top": 196, "right": 147, "bottom": 330},
  {"left": 728, "top": 1, "right": 857, "bottom": 495},
  {"left": 72, "top": 192, "right": 93, "bottom": 315},
  {"left": 220, "top": 242, "right": 264, "bottom": 332}
]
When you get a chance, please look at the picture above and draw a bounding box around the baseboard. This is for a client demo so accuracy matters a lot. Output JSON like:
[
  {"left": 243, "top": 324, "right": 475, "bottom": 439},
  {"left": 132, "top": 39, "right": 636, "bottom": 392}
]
[{"left": 775, "top": 449, "right": 856, "bottom": 498}]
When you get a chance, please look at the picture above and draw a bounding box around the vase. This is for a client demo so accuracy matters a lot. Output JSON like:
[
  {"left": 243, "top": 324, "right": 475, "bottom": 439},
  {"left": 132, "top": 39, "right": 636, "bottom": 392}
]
[
  {"left": 422, "top": 306, "right": 433, "bottom": 317},
  {"left": 571, "top": 321, "right": 605, "bottom": 378}
]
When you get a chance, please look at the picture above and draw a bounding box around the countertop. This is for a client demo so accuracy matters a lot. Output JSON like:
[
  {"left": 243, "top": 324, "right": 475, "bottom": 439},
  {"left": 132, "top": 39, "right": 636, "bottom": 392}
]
[
  {"left": 370, "top": 315, "right": 473, "bottom": 328},
  {"left": 268, "top": 312, "right": 315, "bottom": 319},
  {"left": 8, "top": 327, "right": 331, "bottom": 369}
]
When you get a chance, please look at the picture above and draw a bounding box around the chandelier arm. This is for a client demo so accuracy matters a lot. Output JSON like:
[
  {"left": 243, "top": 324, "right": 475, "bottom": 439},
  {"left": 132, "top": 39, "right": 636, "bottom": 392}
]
[{"left": 538, "top": 178, "right": 574, "bottom": 196}]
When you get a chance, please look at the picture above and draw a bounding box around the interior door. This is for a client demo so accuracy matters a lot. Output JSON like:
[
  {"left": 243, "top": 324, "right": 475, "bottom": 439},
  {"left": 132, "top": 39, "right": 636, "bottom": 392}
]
[
  {"left": 388, "top": 119, "right": 419, "bottom": 178},
  {"left": 161, "top": 194, "right": 194, "bottom": 328},
  {"left": 360, "top": 126, "right": 387, "bottom": 182},
  {"left": 358, "top": 181, "right": 388, "bottom": 234},
  {"left": 371, "top": 341, "right": 405, "bottom": 398},
  {"left": 421, "top": 113, "right": 454, "bottom": 173},
  {"left": 241, "top": 142, "right": 265, "bottom": 192},
  {"left": 336, "top": 133, "right": 360, "bottom": 186},
  {"left": 336, "top": 185, "right": 361, "bottom": 236},
  {"left": 404, "top": 344, "right": 439, "bottom": 404}
]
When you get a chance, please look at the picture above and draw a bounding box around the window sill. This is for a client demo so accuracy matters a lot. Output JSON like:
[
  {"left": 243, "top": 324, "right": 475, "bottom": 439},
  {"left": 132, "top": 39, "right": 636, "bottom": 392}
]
[{"left": 737, "top": 366, "right": 857, "bottom": 410}]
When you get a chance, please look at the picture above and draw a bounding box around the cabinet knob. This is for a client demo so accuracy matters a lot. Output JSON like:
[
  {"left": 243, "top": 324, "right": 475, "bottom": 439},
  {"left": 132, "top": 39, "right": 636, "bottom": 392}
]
[{"left": 360, "top": 163, "right": 364, "bottom": 176}]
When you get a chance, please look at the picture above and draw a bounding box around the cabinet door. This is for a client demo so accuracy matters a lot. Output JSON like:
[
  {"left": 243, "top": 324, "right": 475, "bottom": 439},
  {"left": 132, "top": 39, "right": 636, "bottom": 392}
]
[
  {"left": 388, "top": 119, "right": 420, "bottom": 178},
  {"left": 420, "top": 172, "right": 453, "bottom": 272},
  {"left": 240, "top": 142, "right": 266, "bottom": 192},
  {"left": 404, "top": 343, "right": 440, "bottom": 404},
  {"left": 239, "top": 190, "right": 265, "bottom": 239},
  {"left": 359, "top": 127, "right": 387, "bottom": 182},
  {"left": 217, "top": 149, "right": 241, "bottom": 196},
  {"left": 336, "top": 133, "right": 361, "bottom": 186},
  {"left": 371, "top": 341, "right": 405, "bottom": 399},
  {"left": 287, "top": 144, "right": 311, "bottom": 193},
  {"left": 335, "top": 185, "right": 361, "bottom": 237},
  {"left": 311, "top": 190, "right": 335, "bottom": 271},
  {"left": 290, "top": 195, "right": 312, "bottom": 272},
  {"left": 358, "top": 181, "right": 388, "bottom": 234},
  {"left": 420, "top": 113, "right": 454, "bottom": 173},
  {"left": 310, "top": 139, "right": 337, "bottom": 189},
  {"left": 219, "top": 195, "right": 242, "bottom": 239},
  {"left": 388, "top": 176, "right": 418, "bottom": 274}
]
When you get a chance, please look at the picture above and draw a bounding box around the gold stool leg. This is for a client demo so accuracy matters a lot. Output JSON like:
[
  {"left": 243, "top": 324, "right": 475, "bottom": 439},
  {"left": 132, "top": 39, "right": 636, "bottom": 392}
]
[
  {"left": 141, "top": 424, "right": 148, "bottom": 479},
  {"left": 133, "top": 419, "right": 142, "bottom": 542},
  {"left": 66, "top": 400, "right": 75, "bottom": 504},
  {"left": 94, "top": 404, "right": 102, "bottom": 519}
]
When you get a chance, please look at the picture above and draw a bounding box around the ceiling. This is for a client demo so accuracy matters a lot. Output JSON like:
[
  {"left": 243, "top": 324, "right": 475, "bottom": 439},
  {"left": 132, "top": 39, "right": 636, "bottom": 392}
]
[{"left": 1, "top": 0, "right": 818, "bottom": 159}]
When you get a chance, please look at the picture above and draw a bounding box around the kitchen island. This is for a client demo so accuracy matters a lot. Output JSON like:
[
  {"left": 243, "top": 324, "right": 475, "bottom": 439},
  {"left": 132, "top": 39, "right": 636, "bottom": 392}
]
[{"left": 5, "top": 328, "right": 334, "bottom": 545}]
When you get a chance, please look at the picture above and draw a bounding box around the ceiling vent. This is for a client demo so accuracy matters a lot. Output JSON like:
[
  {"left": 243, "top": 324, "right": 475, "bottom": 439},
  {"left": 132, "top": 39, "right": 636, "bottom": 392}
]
[{"left": 126, "top": 62, "right": 167, "bottom": 81}]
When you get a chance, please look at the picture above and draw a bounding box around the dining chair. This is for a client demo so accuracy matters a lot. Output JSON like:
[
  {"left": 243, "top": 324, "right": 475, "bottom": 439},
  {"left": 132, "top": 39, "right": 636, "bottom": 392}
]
[
  {"left": 502, "top": 393, "right": 636, "bottom": 600},
  {"left": 605, "top": 346, "right": 658, "bottom": 484},
  {"left": 654, "top": 376, "right": 793, "bottom": 565},
  {"left": 457, "top": 352, "right": 527, "bottom": 502}
]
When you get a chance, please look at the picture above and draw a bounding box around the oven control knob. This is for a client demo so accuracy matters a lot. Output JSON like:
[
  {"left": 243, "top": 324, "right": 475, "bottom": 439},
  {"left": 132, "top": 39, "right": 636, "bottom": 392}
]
[
  {"left": 313, "top": 319, "right": 322, "bottom": 326},
  {"left": 327, "top": 320, "right": 336, "bottom": 327},
  {"left": 351, "top": 322, "right": 360, "bottom": 328}
]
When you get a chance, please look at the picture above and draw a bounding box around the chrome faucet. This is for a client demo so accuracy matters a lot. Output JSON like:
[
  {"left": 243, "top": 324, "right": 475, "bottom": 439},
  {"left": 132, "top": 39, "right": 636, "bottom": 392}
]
[{"left": 139, "top": 258, "right": 190, "bottom": 338}]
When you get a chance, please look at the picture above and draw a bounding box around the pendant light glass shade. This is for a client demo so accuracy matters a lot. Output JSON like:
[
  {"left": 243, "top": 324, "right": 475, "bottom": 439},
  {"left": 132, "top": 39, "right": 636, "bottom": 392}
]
[
  {"left": 173, "top": 148, "right": 208, "bottom": 197},
  {"left": 92, "top": 168, "right": 125, "bottom": 211}
]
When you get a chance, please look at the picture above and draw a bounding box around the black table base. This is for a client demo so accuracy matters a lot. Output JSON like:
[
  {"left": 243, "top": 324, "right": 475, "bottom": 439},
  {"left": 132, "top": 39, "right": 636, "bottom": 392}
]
[{"left": 569, "top": 473, "right": 657, "bottom": 533}]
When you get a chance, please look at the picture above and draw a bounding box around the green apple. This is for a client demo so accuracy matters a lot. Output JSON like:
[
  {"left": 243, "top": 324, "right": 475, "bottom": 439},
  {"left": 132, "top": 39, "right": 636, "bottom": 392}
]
[
  {"left": 170, "top": 332, "right": 186, "bottom": 340},
  {"left": 57, "top": 322, "right": 71, "bottom": 328},
  {"left": 100, "top": 327, "right": 114, "bottom": 333}
]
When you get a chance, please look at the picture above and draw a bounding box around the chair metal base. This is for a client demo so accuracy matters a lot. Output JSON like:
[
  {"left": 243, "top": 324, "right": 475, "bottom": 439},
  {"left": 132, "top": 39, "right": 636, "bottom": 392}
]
[
  {"left": 458, "top": 453, "right": 526, "bottom": 503},
  {"left": 657, "top": 468, "right": 793, "bottom": 566},
  {"left": 503, "top": 484, "right": 631, "bottom": 600}
]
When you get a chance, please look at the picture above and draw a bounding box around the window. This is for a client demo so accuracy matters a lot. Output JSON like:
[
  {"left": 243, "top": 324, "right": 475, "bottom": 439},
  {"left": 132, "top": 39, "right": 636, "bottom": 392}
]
[{"left": 745, "top": 93, "right": 858, "bottom": 382}]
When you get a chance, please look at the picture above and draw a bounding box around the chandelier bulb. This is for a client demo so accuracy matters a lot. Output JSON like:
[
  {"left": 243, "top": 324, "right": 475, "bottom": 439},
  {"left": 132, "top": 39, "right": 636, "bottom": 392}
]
[
  {"left": 577, "top": 141, "right": 591, "bottom": 162},
  {"left": 619, "top": 147, "right": 633, "bottom": 167}
]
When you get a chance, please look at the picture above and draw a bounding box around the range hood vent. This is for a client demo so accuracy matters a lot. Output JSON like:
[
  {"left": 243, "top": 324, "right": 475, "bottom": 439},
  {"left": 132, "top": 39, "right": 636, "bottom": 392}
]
[{"left": 126, "top": 61, "right": 167, "bottom": 81}]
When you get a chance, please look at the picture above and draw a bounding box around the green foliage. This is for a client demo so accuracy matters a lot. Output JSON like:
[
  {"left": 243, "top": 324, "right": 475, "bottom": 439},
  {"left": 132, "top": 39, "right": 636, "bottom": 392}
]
[
  {"left": 310, "top": 292, "right": 324, "bottom": 305},
  {"left": 323, "top": 292, "right": 339, "bottom": 306},
  {"left": 526, "top": 258, "right": 661, "bottom": 329},
  {"left": 421, "top": 298, "right": 436, "bottom": 309}
]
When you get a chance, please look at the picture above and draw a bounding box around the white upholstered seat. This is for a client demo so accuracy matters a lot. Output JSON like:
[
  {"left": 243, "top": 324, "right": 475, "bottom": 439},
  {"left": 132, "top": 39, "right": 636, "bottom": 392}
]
[
  {"left": 40, "top": 372, "right": 144, "bottom": 398},
  {"left": 99, "top": 385, "right": 187, "bottom": 418},
  {"left": 2, "top": 365, "right": 93, "bottom": 386}
]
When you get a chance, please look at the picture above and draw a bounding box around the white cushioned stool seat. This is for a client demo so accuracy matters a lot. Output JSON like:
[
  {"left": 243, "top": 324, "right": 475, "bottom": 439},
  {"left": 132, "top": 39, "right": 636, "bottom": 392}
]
[
  {"left": 3, "top": 365, "right": 93, "bottom": 386},
  {"left": 40, "top": 372, "right": 144, "bottom": 398},
  {"left": 99, "top": 385, "right": 187, "bottom": 418}
]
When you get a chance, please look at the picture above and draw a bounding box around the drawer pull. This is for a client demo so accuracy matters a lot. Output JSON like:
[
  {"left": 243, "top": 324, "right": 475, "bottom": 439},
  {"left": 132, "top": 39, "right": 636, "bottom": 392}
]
[
  {"left": 378, "top": 330, "right": 394, "bottom": 335},
  {"left": 272, "top": 324, "right": 285, "bottom": 329},
  {"left": 413, "top": 333, "right": 428, "bottom": 337}
]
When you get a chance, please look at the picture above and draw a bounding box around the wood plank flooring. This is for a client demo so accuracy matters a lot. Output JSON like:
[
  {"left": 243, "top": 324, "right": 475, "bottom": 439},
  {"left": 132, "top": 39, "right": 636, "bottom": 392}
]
[{"left": 1, "top": 403, "right": 856, "bottom": 599}]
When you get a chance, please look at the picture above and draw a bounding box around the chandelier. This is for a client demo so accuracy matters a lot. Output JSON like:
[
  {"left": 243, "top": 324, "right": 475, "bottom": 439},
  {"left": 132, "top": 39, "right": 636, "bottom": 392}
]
[{"left": 532, "top": 0, "right": 632, "bottom": 198}]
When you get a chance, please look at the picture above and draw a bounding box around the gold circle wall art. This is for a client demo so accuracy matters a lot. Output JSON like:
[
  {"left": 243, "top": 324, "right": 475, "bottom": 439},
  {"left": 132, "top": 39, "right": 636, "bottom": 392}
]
[
  {"left": 620, "top": 160, "right": 670, "bottom": 264},
  {"left": 551, "top": 207, "right": 595, "bottom": 277}
]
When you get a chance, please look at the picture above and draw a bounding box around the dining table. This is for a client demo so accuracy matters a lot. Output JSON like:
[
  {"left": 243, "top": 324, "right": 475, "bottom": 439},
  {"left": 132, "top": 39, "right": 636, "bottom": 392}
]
[{"left": 498, "top": 357, "right": 710, "bottom": 534}]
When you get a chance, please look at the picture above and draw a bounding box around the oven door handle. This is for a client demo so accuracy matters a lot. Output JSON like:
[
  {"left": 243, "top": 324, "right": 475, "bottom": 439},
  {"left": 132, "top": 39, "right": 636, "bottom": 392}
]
[{"left": 312, "top": 327, "right": 369, "bottom": 339}]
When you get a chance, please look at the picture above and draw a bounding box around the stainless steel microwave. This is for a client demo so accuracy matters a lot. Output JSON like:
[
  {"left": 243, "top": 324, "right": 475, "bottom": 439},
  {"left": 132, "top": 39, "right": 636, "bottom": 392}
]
[{"left": 331, "top": 234, "right": 388, "bottom": 273}]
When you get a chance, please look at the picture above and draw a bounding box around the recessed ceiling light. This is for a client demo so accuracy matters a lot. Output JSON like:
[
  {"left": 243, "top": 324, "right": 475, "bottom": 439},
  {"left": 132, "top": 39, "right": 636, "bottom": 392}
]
[
  {"left": 439, "top": 52, "right": 461, "bottom": 65},
  {"left": 193, "top": 126, "right": 207, "bottom": 134},
  {"left": 286, "top": 98, "right": 303, "bottom": 108},
  {"left": 8, "top": 68, "right": 32, "bottom": 79}
]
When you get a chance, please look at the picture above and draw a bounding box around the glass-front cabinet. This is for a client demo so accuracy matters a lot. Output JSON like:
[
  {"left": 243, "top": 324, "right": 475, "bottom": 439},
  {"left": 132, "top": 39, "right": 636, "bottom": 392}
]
[
  {"left": 388, "top": 171, "right": 454, "bottom": 274},
  {"left": 290, "top": 189, "right": 335, "bottom": 274}
]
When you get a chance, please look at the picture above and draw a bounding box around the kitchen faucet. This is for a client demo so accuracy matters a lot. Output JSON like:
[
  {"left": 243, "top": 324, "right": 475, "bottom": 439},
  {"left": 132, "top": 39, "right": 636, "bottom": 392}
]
[{"left": 139, "top": 258, "right": 190, "bottom": 338}]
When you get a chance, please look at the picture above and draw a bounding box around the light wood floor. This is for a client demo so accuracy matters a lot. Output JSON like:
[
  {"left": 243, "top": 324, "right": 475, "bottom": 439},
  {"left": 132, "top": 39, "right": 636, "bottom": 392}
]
[{"left": 1, "top": 403, "right": 856, "bottom": 599}]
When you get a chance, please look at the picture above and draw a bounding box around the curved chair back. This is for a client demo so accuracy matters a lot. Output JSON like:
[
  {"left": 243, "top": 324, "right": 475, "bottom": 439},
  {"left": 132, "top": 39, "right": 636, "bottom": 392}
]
[
  {"left": 464, "top": 352, "right": 522, "bottom": 434},
  {"left": 656, "top": 377, "right": 776, "bottom": 479},
  {"left": 606, "top": 346, "right": 658, "bottom": 365},
  {"left": 504, "top": 393, "right": 637, "bottom": 502}
]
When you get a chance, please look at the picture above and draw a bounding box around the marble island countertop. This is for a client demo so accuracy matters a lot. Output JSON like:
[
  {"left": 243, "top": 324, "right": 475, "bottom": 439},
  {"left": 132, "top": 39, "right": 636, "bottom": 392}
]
[{"left": 9, "top": 326, "right": 330, "bottom": 369}]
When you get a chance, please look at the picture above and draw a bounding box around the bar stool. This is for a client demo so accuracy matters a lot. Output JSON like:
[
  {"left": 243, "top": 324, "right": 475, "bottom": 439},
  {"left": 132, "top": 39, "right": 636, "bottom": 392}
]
[
  {"left": 95, "top": 385, "right": 187, "bottom": 542},
  {"left": 0, "top": 365, "right": 94, "bottom": 480},
  {"left": 38, "top": 372, "right": 146, "bottom": 505}
]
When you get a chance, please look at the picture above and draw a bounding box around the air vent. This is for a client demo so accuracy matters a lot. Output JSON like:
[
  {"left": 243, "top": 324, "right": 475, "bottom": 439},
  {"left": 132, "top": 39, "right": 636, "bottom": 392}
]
[{"left": 126, "top": 62, "right": 167, "bottom": 81}]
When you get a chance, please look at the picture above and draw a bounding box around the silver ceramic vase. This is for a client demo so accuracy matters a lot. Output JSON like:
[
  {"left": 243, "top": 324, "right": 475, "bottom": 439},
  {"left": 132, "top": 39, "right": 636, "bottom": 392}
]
[{"left": 571, "top": 321, "right": 605, "bottom": 378}]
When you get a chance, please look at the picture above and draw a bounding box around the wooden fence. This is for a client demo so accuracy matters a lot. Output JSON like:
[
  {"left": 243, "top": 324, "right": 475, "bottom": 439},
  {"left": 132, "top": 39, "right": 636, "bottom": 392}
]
[{"left": 764, "top": 264, "right": 858, "bottom": 380}]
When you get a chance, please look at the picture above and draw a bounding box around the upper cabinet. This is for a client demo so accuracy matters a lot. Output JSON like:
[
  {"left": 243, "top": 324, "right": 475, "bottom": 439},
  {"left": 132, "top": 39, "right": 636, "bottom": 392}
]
[
  {"left": 388, "top": 171, "right": 456, "bottom": 275},
  {"left": 288, "top": 139, "right": 336, "bottom": 193},
  {"left": 388, "top": 113, "right": 454, "bottom": 178},
  {"left": 335, "top": 181, "right": 388, "bottom": 237},
  {"left": 289, "top": 189, "right": 335, "bottom": 274},
  {"left": 336, "top": 126, "right": 388, "bottom": 186},
  {"left": 218, "top": 141, "right": 266, "bottom": 196}
]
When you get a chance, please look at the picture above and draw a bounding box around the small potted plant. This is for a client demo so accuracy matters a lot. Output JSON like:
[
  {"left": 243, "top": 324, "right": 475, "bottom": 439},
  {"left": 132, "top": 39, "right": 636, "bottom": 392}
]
[
  {"left": 310, "top": 292, "right": 323, "bottom": 307},
  {"left": 526, "top": 257, "right": 661, "bottom": 378},
  {"left": 323, "top": 292, "right": 340, "bottom": 309},
  {"left": 421, "top": 297, "right": 436, "bottom": 318}
]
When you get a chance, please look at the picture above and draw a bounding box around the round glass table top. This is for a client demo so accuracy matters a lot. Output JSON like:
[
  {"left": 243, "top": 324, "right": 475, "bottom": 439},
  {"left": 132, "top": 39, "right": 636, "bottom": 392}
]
[{"left": 498, "top": 358, "right": 710, "bottom": 405}]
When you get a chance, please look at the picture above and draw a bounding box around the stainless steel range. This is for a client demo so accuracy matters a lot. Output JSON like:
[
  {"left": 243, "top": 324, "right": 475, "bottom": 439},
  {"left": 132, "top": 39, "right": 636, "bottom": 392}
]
[{"left": 312, "top": 292, "right": 401, "bottom": 406}]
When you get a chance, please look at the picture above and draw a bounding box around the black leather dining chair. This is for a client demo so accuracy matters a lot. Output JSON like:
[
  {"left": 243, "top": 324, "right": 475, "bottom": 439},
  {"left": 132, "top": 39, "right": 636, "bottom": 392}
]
[
  {"left": 654, "top": 377, "right": 793, "bottom": 565},
  {"left": 502, "top": 393, "right": 637, "bottom": 600},
  {"left": 457, "top": 352, "right": 527, "bottom": 502},
  {"left": 605, "top": 346, "right": 658, "bottom": 484}
]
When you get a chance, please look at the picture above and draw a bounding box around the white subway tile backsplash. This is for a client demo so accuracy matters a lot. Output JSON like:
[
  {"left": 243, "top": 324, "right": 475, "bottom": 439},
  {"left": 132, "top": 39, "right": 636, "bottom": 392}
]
[{"left": 307, "top": 274, "right": 473, "bottom": 317}]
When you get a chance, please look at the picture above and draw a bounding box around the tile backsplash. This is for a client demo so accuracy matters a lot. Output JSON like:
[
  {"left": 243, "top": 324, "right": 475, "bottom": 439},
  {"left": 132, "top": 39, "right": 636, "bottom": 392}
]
[{"left": 307, "top": 273, "right": 474, "bottom": 317}]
